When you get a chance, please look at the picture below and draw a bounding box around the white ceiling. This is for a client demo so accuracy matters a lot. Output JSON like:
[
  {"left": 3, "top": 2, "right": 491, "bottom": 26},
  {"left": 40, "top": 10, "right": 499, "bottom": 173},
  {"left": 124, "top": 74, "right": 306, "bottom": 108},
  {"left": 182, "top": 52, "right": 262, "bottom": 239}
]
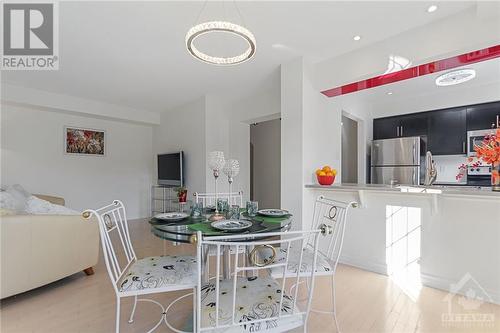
[{"left": 1, "top": 1, "right": 477, "bottom": 113}]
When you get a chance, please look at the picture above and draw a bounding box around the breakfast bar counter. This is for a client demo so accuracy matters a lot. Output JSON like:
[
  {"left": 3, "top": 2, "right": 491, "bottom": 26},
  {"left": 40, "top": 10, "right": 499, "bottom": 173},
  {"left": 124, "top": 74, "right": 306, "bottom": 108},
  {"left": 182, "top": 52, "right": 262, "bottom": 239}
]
[{"left": 304, "top": 183, "right": 500, "bottom": 305}]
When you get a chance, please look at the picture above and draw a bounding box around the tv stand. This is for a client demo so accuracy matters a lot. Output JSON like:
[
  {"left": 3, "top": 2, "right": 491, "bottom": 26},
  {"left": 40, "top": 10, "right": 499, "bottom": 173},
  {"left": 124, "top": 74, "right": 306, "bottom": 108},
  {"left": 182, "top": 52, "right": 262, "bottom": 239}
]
[{"left": 150, "top": 185, "right": 191, "bottom": 216}]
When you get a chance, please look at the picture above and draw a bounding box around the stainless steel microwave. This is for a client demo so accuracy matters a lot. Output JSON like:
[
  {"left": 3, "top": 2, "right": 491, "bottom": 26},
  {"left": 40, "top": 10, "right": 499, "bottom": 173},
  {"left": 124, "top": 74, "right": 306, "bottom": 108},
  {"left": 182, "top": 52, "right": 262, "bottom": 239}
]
[{"left": 467, "top": 128, "right": 497, "bottom": 157}]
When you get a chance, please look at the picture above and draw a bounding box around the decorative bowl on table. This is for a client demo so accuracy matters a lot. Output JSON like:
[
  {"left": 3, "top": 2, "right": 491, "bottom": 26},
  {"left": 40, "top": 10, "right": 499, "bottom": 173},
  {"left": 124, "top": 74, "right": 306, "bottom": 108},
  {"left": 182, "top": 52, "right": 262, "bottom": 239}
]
[{"left": 317, "top": 174, "right": 335, "bottom": 185}]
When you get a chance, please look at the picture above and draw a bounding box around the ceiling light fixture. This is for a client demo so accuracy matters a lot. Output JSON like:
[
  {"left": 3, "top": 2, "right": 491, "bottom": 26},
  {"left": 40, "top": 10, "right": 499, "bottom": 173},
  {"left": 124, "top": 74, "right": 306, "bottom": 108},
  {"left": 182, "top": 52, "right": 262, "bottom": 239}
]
[
  {"left": 185, "top": 2, "right": 256, "bottom": 66},
  {"left": 387, "top": 92, "right": 393, "bottom": 95},
  {"left": 435, "top": 69, "right": 476, "bottom": 86},
  {"left": 427, "top": 5, "right": 438, "bottom": 13},
  {"left": 353, "top": 35, "right": 361, "bottom": 41}
]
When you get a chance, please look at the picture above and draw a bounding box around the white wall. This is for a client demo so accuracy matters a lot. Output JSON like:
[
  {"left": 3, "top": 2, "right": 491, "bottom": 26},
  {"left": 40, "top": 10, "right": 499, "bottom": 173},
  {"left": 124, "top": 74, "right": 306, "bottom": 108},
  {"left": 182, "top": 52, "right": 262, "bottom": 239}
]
[
  {"left": 224, "top": 74, "right": 282, "bottom": 203},
  {"left": 205, "top": 96, "right": 230, "bottom": 194},
  {"left": 1, "top": 104, "right": 153, "bottom": 219},
  {"left": 153, "top": 97, "right": 207, "bottom": 195},
  {"left": 281, "top": 58, "right": 305, "bottom": 228},
  {"left": 250, "top": 119, "right": 281, "bottom": 209}
]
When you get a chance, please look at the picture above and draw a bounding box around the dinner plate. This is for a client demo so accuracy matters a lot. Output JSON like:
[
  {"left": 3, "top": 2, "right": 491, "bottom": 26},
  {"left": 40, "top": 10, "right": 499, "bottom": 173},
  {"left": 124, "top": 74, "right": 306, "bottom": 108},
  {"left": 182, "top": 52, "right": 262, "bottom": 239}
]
[
  {"left": 257, "top": 209, "right": 289, "bottom": 217},
  {"left": 154, "top": 212, "right": 189, "bottom": 222},
  {"left": 211, "top": 219, "right": 252, "bottom": 232}
]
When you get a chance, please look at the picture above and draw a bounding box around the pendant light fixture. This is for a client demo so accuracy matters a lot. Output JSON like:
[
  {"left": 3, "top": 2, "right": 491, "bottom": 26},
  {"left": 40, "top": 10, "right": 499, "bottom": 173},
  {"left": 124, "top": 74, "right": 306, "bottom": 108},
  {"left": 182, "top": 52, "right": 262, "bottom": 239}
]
[{"left": 185, "top": 1, "right": 256, "bottom": 66}]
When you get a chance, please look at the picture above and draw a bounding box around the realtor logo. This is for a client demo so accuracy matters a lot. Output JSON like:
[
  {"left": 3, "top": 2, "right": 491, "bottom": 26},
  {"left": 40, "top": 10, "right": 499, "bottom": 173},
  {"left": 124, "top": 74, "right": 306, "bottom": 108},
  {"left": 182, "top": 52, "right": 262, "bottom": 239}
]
[{"left": 1, "top": 1, "right": 58, "bottom": 70}]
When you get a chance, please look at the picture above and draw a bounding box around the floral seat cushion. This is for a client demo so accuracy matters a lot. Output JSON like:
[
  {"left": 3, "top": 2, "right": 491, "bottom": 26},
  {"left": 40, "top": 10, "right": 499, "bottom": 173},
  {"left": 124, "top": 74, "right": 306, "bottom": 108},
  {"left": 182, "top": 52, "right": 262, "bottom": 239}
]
[
  {"left": 200, "top": 276, "right": 303, "bottom": 332},
  {"left": 119, "top": 255, "right": 196, "bottom": 292},
  {"left": 259, "top": 246, "right": 333, "bottom": 276}
]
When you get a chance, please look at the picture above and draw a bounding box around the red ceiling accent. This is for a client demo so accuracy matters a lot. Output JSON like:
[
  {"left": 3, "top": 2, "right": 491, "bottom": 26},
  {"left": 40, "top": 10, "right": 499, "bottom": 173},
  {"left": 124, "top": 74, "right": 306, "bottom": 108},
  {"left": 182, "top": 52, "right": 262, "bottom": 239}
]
[{"left": 321, "top": 45, "right": 500, "bottom": 98}]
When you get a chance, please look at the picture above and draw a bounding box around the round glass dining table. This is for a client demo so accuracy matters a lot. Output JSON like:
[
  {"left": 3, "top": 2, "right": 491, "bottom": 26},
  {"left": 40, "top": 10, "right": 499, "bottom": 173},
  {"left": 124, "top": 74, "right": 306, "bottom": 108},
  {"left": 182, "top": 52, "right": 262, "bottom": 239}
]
[
  {"left": 149, "top": 212, "right": 293, "bottom": 280},
  {"left": 149, "top": 213, "right": 293, "bottom": 243}
]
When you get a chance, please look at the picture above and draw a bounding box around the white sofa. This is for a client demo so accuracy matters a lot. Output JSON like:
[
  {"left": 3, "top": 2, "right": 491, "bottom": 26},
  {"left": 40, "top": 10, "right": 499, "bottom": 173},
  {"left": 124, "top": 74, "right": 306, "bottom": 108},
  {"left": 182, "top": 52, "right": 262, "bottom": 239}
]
[{"left": 0, "top": 195, "right": 99, "bottom": 299}]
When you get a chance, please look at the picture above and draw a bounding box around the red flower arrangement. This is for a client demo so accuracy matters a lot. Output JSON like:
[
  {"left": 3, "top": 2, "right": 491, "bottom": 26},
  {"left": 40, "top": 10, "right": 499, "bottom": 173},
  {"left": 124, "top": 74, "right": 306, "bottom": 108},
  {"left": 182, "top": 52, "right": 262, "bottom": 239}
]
[{"left": 457, "top": 128, "right": 500, "bottom": 189}]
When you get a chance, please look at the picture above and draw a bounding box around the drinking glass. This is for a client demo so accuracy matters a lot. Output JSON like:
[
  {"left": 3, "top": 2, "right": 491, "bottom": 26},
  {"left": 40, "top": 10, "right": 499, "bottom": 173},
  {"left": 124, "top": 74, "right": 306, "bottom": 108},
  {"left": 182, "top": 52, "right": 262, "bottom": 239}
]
[
  {"left": 246, "top": 201, "right": 258, "bottom": 217},
  {"left": 191, "top": 202, "right": 203, "bottom": 219},
  {"left": 217, "top": 198, "right": 229, "bottom": 213},
  {"left": 227, "top": 205, "right": 241, "bottom": 220}
]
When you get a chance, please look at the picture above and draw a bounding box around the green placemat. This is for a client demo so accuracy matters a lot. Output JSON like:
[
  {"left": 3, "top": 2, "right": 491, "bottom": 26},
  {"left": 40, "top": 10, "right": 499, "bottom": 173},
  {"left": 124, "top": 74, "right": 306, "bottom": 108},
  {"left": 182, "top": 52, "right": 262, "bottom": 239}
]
[
  {"left": 188, "top": 222, "right": 224, "bottom": 235},
  {"left": 249, "top": 214, "right": 292, "bottom": 224}
]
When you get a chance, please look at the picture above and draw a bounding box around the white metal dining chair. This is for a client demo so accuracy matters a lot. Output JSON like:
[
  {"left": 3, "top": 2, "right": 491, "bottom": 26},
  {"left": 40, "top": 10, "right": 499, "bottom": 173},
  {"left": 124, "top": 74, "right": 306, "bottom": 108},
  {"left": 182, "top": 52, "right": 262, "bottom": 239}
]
[
  {"left": 261, "top": 195, "right": 357, "bottom": 332},
  {"left": 193, "top": 191, "right": 244, "bottom": 208},
  {"left": 192, "top": 228, "right": 324, "bottom": 333},
  {"left": 83, "top": 200, "right": 196, "bottom": 333}
]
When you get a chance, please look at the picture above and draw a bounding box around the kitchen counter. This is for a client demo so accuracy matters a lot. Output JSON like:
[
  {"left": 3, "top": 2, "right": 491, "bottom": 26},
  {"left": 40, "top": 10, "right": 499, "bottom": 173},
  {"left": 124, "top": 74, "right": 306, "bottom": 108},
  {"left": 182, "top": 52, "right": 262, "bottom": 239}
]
[
  {"left": 303, "top": 182, "right": 500, "bottom": 305},
  {"left": 305, "top": 183, "right": 500, "bottom": 198}
]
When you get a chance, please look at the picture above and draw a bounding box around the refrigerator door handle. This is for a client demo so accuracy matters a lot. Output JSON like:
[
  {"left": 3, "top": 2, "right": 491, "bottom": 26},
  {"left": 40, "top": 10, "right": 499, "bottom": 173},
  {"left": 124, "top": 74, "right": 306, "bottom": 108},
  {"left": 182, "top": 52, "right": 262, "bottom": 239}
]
[
  {"left": 396, "top": 126, "right": 399, "bottom": 137},
  {"left": 401, "top": 125, "right": 403, "bottom": 137}
]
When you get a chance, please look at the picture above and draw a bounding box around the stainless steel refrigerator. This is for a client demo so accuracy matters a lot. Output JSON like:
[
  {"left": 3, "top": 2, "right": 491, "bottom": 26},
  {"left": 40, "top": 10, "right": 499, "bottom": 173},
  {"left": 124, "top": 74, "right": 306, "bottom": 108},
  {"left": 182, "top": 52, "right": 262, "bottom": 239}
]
[{"left": 371, "top": 136, "right": 425, "bottom": 185}]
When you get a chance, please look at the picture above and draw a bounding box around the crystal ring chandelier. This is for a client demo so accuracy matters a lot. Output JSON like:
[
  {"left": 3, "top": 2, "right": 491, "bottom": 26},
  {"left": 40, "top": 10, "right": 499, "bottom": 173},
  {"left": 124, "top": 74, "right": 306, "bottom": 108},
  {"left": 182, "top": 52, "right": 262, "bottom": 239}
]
[{"left": 185, "top": 21, "right": 256, "bottom": 66}]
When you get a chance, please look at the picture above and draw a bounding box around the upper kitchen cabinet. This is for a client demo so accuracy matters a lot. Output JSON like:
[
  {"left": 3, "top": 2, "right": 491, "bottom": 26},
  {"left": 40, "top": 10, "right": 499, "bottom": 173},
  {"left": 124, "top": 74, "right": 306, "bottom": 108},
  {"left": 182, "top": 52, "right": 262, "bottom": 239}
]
[
  {"left": 373, "top": 113, "right": 427, "bottom": 140},
  {"left": 428, "top": 108, "right": 467, "bottom": 155},
  {"left": 467, "top": 101, "right": 500, "bottom": 130},
  {"left": 373, "top": 117, "right": 401, "bottom": 140},
  {"left": 399, "top": 113, "right": 428, "bottom": 138}
]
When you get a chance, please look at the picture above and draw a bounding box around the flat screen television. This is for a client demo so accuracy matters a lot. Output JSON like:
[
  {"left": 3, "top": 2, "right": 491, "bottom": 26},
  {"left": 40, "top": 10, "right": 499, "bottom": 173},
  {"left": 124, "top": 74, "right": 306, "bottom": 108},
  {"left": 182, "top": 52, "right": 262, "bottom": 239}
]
[{"left": 157, "top": 151, "right": 184, "bottom": 186}]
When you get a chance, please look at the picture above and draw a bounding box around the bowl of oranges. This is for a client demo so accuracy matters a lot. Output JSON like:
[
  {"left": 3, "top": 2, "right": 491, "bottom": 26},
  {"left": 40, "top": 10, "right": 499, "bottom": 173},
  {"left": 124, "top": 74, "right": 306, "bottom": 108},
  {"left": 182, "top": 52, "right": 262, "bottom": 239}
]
[{"left": 315, "top": 166, "right": 337, "bottom": 185}]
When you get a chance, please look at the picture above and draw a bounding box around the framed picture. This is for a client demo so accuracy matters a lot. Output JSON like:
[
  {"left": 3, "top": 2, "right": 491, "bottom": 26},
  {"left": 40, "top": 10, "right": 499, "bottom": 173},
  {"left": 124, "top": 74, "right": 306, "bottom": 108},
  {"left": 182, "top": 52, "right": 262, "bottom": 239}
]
[{"left": 65, "top": 127, "right": 105, "bottom": 156}]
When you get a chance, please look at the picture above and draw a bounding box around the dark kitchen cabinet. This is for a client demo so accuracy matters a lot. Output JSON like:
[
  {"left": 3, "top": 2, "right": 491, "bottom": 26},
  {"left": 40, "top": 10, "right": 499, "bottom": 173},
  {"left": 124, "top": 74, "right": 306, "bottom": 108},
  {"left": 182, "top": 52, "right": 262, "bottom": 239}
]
[
  {"left": 428, "top": 108, "right": 467, "bottom": 155},
  {"left": 373, "top": 117, "right": 401, "bottom": 140},
  {"left": 399, "top": 113, "right": 428, "bottom": 138},
  {"left": 373, "top": 113, "right": 428, "bottom": 140},
  {"left": 467, "top": 101, "right": 500, "bottom": 130}
]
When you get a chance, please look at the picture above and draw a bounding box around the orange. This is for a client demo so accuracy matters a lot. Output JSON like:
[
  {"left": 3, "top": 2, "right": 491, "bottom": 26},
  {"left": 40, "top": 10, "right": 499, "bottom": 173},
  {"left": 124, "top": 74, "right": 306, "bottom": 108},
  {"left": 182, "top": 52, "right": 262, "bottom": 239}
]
[
  {"left": 322, "top": 166, "right": 331, "bottom": 172},
  {"left": 318, "top": 171, "right": 327, "bottom": 176},
  {"left": 315, "top": 169, "right": 322, "bottom": 175},
  {"left": 326, "top": 172, "right": 333, "bottom": 177}
]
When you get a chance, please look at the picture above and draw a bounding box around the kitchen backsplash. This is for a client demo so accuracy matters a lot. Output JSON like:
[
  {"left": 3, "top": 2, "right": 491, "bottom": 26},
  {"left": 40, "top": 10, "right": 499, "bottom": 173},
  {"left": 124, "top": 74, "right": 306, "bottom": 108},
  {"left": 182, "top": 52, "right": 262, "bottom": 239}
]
[{"left": 433, "top": 155, "right": 467, "bottom": 185}]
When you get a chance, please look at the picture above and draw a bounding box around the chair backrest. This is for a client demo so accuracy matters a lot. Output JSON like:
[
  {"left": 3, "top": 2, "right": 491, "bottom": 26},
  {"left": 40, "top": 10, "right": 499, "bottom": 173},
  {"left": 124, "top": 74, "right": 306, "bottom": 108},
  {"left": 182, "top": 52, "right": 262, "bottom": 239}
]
[
  {"left": 193, "top": 191, "right": 243, "bottom": 207},
  {"left": 309, "top": 195, "right": 357, "bottom": 276},
  {"left": 195, "top": 229, "right": 322, "bottom": 332},
  {"left": 83, "top": 200, "right": 136, "bottom": 293}
]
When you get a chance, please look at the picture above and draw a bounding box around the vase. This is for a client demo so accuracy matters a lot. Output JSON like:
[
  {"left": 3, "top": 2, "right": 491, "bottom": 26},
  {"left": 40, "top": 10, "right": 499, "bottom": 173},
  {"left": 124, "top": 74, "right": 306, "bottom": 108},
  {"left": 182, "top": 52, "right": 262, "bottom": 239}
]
[
  {"left": 492, "top": 163, "right": 500, "bottom": 192},
  {"left": 178, "top": 191, "right": 187, "bottom": 203}
]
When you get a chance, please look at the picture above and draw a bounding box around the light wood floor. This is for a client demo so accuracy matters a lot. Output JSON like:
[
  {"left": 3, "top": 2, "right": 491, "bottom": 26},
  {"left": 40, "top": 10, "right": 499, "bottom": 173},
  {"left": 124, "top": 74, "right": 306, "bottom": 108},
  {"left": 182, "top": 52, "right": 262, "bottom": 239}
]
[{"left": 1, "top": 219, "right": 499, "bottom": 333}]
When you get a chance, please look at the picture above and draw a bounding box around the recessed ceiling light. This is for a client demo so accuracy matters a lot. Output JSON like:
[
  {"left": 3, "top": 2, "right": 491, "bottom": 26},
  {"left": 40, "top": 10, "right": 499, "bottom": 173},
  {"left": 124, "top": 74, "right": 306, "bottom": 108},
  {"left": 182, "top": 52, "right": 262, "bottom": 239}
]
[
  {"left": 387, "top": 92, "right": 393, "bottom": 95},
  {"left": 427, "top": 5, "right": 438, "bottom": 13},
  {"left": 435, "top": 69, "right": 476, "bottom": 86},
  {"left": 353, "top": 35, "right": 361, "bottom": 41}
]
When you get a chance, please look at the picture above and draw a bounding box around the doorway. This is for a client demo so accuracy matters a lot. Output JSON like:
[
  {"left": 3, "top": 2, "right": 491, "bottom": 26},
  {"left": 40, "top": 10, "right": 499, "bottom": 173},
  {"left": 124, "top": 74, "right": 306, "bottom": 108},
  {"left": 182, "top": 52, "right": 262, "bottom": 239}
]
[
  {"left": 250, "top": 118, "right": 281, "bottom": 209},
  {"left": 341, "top": 114, "right": 359, "bottom": 183}
]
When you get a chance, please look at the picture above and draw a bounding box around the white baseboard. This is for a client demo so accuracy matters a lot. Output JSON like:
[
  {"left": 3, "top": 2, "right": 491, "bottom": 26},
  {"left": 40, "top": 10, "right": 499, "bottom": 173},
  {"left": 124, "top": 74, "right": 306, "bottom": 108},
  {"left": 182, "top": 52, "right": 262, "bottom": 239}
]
[
  {"left": 337, "top": 257, "right": 500, "bottom": 306},
  {"left": 421, "top": 271, "right": 500, "bottom": 305},
  {"left": 339, "top": 254, "right": 388, "bottom": 276}
]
